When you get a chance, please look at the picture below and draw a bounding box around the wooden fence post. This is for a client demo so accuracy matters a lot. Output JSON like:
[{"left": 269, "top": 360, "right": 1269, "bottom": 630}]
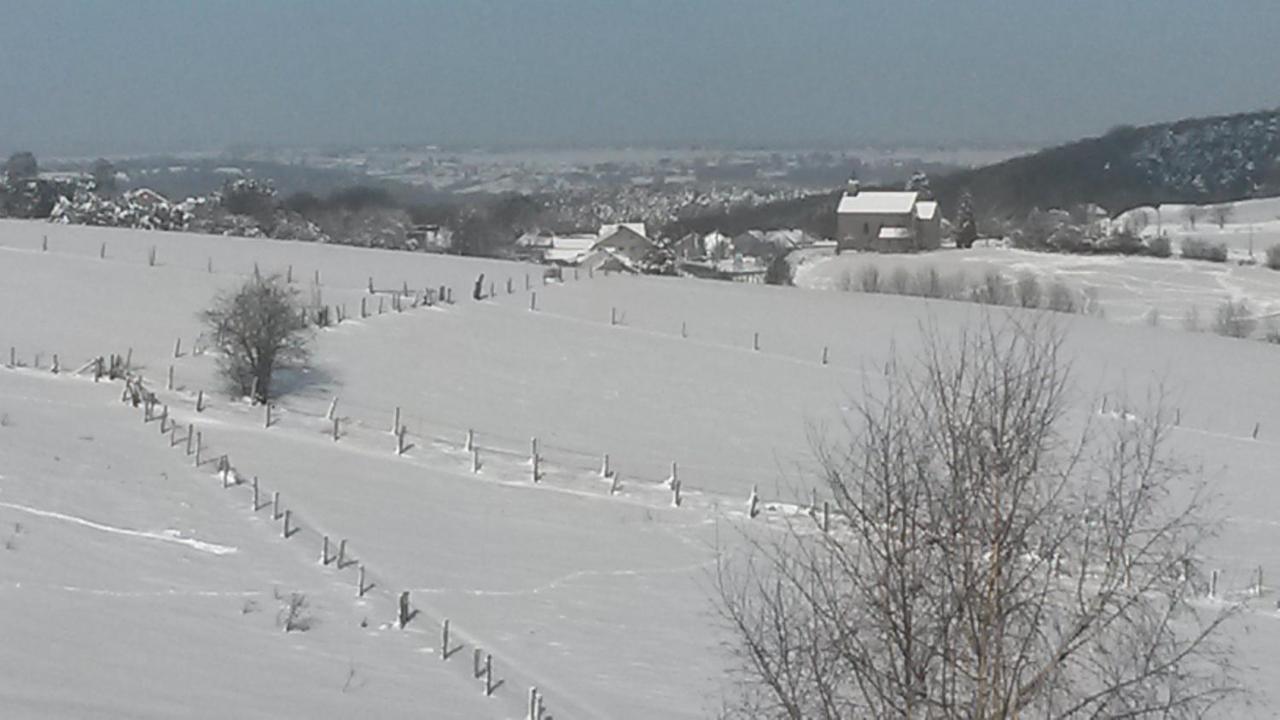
[
  {"left": 667, "top": 461, "right": 678, "bottom": 490},
  {"left": 174, "top": 337, "right": 182, "bottom": 358},
  {"left": 1209, "top": 569, "right": 1219, "bottom": 599},
  {"left": 41, "top": 235, "right": 47, "bottom": 252},
  {"left": 337, "top": 539, "right": 346, "bottom": 567},
  {"left": 600, "top": 453, "right": 610, "bottom": 478},
  {"left": 194, "top": 432, "right": 203, "bottom": 466},
  {"left": 51, "top": 354, "right": 59, "bottom": 374},
  {"left": 148, "top": 246, "right": 156, "bottom": 267},
  {"left": 474, "top": 648, "right": 483, "bottom": 678},
  {"left": 525, "top": 273, "right": 531, "bottom": 290},
  {"left": 610, "top": 307, "right": 617, "bottom": 325},
  {"left": 530, "top": 292, "right": 537, "bottom": 311},
  {"left": 821, "top": 346, "right": 829, "bottom": 365},
  {"left": 185, "top": 424, "right": 194, "bottom": 454},
  {"left": 672, "top": 479, "right": 682, "bottom": 507},
  {"left": 441, "top": 618, "right": 451, "bottom": 660},
  {"left": 391, "top": 406, "right": 401, "bottom": 434},
  {"left": 251, "top": 477, "right": 260, "bottom": 511},
  {"left": 272, "top": 492, "right": 281, "bottom": 520},
  {"left": 196, "top": 390, "right": 204, "bottom": 412},
  {"left": 529, "top": 687, "right": 539, "bottom": 720},
  {"left": 485, "top": 654, "right": 494, "bottom": 696},
  {"left": 747, "top": 485, "right": 760, "bottom": 519},
  {"left": 1253, "top": 422, "right": 1260, "bottom": 439},
  {"left": 822, "top": 501, "right": 830, "bottom": 533},
  {"left": 357, "top": 565, "right": 367, "bottom": 597},
  {"left": 264, "top": 403, "right": 272, "bottom": 428},
  {"left": 167, "top": 365, "right": 174, "bottom": 390},
  {"left": 321, "top": 535, "right": 330, "bottom": 565},
  {"left": 282, "top": 510, "right": 292, "bottom": 538},
  {"left": 99, "top": 241, "right": 106, "bottom": 259},
  {"left": 326, "top": 397, "right": 338, "bottom": 420},
  {"left": 465, "top": 428, "right": 474, "bottom": 452},
  {"left": 507, "top": 277, "right": 513, "bottom": 294},
  {"left": 396, "top": 425, "right": 406, "bottom": 455},
  {"left": 332, "top": 416, "right": 340, "bottom": 441},
  {"left": 398, "top": 591, "right": 411, "bottom": 629},
  {"left": 681, "top": 321, "right": 687, "bottom": 338},
  {"left": 753, "top": 332, "right": 760, "bottom": 351},
  {"left": 286, "top": 265, "right": 293, "bottom": 283}
]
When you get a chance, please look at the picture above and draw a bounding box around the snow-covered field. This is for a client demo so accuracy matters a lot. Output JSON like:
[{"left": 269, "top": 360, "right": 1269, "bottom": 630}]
[{"left": 4, "top": 217, "right": 1280, "bottom": 717}]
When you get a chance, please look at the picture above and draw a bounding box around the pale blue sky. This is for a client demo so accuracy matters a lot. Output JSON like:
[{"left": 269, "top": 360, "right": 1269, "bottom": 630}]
[{"left": 2, "top": 0, "right": 1278, "bottom": 154}]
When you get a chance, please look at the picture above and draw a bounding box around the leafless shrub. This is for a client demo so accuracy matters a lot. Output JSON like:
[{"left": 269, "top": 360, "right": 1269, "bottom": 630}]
[
  {"left": 1181, "top": 237, "right": 1228, "bottom": 263},
  {"left": 912, "top": 266, "right": 945, "bottom": 298},
  {"left": 974, "top": 269, "right": 1010, "bottom": 305},
  {"left": 858, "top": 265, "right": 881, "bottom": 293},
  {"left": 1045, "top": 280, "right": 1077, "bottom": 314},
  {"left": 1212, "top": 299, "right": 1257, "bottom": 339},
  {"left": 1183, "top": 306, "right": 1203, "bottom": 333},
  {"left": 1183, "top": 205, "right": 1201, "bottom": 230},
  {"left": 888, "top": 267, "right": 911, "bottom": 295},
  {"left": 277, "top": 591, "right": 313, "bottom": 632},
  {"left": 836, "top": 269, "right": 855, "bottom": 292},
  {"left": 1145, "top": 307, "right": 1161, "bottom": 327},
  {"left": 1265, "top": 244, "right": 1280, "bottom": 271},
  {"left": 1210, "top": 204, "right": 1234, "bottom": 229},
  {"left": 715, "top": 316, "right": 1237, "bottom": 719},
  {"left": 1014, "top": 272, "right": 1042, "bottom": 308}
]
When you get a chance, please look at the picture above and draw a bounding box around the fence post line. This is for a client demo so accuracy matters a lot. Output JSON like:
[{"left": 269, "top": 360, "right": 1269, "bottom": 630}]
[
  {"left": 100, "top": 241, "right": 106, "bottom": 259},
  {"left": 332, "top": 416, "right": 340, "bottom": 442},
  {"left": 272, "top": 492, "right": 281, "bottom": 520},
  {"left": 391, "top": 406, "right": 401, "bottom": 434},
  {"left": 747, "top": 485, "right": 760, "bottom": 519},
  {"left": 282, "top": 510, "right": 292, "bottom": 538},
  {"left": 167, "top": 365, "right": 174, "bottom": 390},
  {"left": 681, "top": 321, "right": 687, "bottom": 338},
  {"left": 668, "top": 461, "right": 678, "bottom": 489},
  {"left": 251, "top": 477, "right": 260, "bottom": 511},
  {"left": 1253, "top": 422, "right": 1260, "bottom": 439},
  {"left": 753, "top": 332, "right": 760, "bottom": 351},
  {"left": 185, "top": 424, "right": 194, "bottom": 455},
  {"left": 321, "top": 535, "right": 330, "bottom": 565},
  {"left": 610, "top": 306, "right": 617, "bottom": 325},
  {"left": 525, "top": 273, "right": 531, "bottom": 290},
  {"left": 465, "top": 428, "right": 474, "bottom": 452},
  {"left": 361, "top": 297, "right": 367, "bottom": 318},
  {"left": 8, "top": 346, "right": 13, "bottom": 367},
  {"left": 194, "top": 432, "right": 202, "bottom": 466},
  {"left": 357, "top": 565, "right": 367, "bottom": 597},
  {"left": 220, "top": 456, "right": 231, "bottom": 487},
  {"left": 264, "top": 403, "right": 272, "bottom": 428},
  {"left": 473, "top": 648, "right": 483, "bottom": 678},
  {"left": 507, "top": 277, "right": 513, "bottom": 294},
  {"left": 529, "top": 687, "right": 539, "bottom": 720},
  {"left": 396, "top": 424, "right": 406, "bottom": 455},
  {"left": 49, "top": 354, "right": 60, "bottom": 374},
  {"left": 158, "top": 405, "right": 168, "bottom": 433},
  {"left": 1175, "top": 407, "right": 1181, "bottom": 426},
  {"left": 600, "top": 453, "right": 610, "bottom": 478},
  {"left": 471, "top": 446, "right": 481, "bottom": 473},
  {"left": 484, "top": 654, "right": 494, "bottom": 696},
  {"left": 822, "top": 501, "right": 830, "bottom": 533},
  {"left": 337, "top": 539, "right": 346, "bottom": 567},
  {"left": 441, "top": 618, "right": 450, "bottom": 660},
  {"left": 822, "top": 345, "right": 829, "bottom": 365},
  {"left": 326, "top": 397, "right": 338, "bottom": 420},
  {"left": 672, "top": 479, "right": 682, "bottom": 507},
  {"left": 174, "top": 337, "right": 182, "bottom": 358},
  {"left": 530, "top": 292, "right": 537, "bottom": 311},
  {"left": 1209, "top": 569, "right": 1219, "bottom": 599}
]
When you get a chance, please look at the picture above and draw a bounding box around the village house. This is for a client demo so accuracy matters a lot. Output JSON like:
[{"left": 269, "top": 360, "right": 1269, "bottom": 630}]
[{"left": 835, "top": 179, "right": 941, "bottom": 253}]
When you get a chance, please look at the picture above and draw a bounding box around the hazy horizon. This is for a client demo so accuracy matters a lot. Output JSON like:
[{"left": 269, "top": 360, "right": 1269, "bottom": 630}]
[{"left": 2, "top": 0, "right": 1278, "bottom": 157}]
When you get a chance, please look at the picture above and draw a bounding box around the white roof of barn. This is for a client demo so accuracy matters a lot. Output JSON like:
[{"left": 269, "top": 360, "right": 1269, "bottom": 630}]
[
  {"left": 837, "top": 191, "right": 919, "bottom": 215},
  {"left": 914, "top": 201, "right": 938, "bottom": 221},
  {"left": 599, "top": 222, "right": 648, "bottom": 241}
]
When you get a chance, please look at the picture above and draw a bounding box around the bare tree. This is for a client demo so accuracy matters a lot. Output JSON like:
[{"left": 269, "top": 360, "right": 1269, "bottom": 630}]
[
  {"left": 716, "top": 316, "right": 1236, "bottom": 719},
  {"left": 1210, "top": 204, "right": 1234, "bottom": 229},
  {"left": 1183, "top": 205, "right": 1201, "bottom": 230},
  {"left": 202, "top": 274, "right": 310, "bottom": 403}
]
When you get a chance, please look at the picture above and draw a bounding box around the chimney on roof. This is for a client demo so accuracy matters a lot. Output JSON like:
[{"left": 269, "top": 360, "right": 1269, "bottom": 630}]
[{"left": 846, "top": 176, "right": 860, "bottom": 196}]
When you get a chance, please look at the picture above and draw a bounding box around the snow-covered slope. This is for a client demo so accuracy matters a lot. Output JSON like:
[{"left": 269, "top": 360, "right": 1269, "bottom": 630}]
[{"left": 3, "top": 218, "right": 1280, "bottom": 716}]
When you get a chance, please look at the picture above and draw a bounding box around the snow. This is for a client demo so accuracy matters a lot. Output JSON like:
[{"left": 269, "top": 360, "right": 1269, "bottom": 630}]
[
  {"left": 3, "top": 217, "right": 1280, "bottom": 716},
  {"left": 836, "top": 190, "right": 919, "bottom": 215}
]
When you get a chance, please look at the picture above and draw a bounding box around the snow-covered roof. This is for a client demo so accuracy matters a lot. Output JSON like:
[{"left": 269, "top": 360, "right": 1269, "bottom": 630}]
[
  {"left": 837, "top": 191, "right": 919, "bottom": 215},
  {"left": 878, "top": 227, "right": 913, "bottom": 239},
  {"left": 599, "top": 222, "right": 648, "bottom": 241},
  {"left": 914, "top": 201, "right": 938, "bottom": 221}
]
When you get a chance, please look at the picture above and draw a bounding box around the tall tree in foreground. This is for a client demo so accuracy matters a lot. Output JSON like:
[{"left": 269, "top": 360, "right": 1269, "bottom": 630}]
[
  {"left": 202, "top": 274, "right": 310, "bottom": 403},
  {"left": 716, "top": 315, "right": 1236, "bottom": 719}
]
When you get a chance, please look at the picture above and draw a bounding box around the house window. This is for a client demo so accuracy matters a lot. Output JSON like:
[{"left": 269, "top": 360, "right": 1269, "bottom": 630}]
[{"left": 863, "top": 222, "right": 869, "bottom": 235}]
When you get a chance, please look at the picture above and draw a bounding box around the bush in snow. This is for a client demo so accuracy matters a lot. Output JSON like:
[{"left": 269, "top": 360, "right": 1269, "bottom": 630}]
[
  {"left": 1180, "top": 237, "right": 1228, "bottom": 263},
  {"left": 1212, "top": 299, "right": 1256, "bottom": 339},
  {"left": 1265, "top": 244, "right": 1280, "bottom": 270},
  {"left": 1147, "top": 235, "right": 1172, "bottom": 258}
]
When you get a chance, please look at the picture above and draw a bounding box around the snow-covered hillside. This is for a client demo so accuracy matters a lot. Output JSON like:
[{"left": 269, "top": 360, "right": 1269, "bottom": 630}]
[{"left": 3, "top": 218, "right": 1280, "bottom": 717}]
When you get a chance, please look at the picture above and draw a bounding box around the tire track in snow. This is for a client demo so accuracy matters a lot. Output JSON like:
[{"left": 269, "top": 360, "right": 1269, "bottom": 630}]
[{"left": 0, "top": 501, "right": 237, "bottom": 555}]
